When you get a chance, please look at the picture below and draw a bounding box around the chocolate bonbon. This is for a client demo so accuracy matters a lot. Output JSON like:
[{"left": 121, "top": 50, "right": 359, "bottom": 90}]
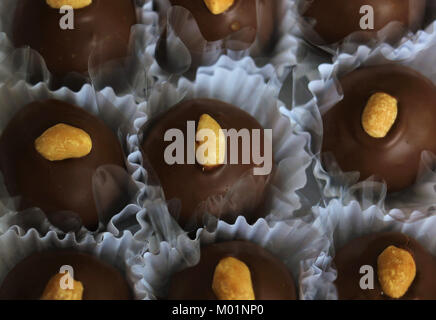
[
  {"left": 140, "top": 99, "right": 272, "bottom": 230},
  {"left": 322, "top": 64, "right": 436, "bottom": 192},
  {"left": 0, "top": 251, "right": 132, "bottom": 300},
  {"left": 12, "top": 0, "right": 137, "bottom": 82},
  {"left": 0, "top": 99, "right": 127, "bottom": 231},
  {"left": 155, "top": 0, "right": 278, "bottom": 71},
  {"left": 334, "top": 232, "right": 436, "bottom": 299},
  {"left": 301, "top": 0, "right": 427, "bottom": 45},
  {"left": 168, "top": 241, "right": 297, "bottom": 300}
]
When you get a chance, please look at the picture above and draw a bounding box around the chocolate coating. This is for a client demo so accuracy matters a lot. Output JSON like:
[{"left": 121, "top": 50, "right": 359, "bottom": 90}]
[
  {"left": 302, "top": 0, "right": 427, "bottom": 44},
  {"left": 0, "top": 251, "right": 132, "bottom": 300},
  {"left": 0, "top": 99, "right": 127, "bottom": 231},
  {"left": 168, "top": 241, "right": 297, "bottom": 300},
  {"left": 140, "top": 99, "right": 271, "bottom": 230},
  {"left": 12, "top": 0, "right": 137, "bottom": 79},
  {"left": 334, "top": 232, "right": 436, "bottom": 300},
  {"left": 322, "top": 65, "right": 436, "bottom": 192}
]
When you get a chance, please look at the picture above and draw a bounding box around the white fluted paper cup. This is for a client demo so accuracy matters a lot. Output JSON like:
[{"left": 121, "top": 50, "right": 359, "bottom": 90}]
[
  {"left": 302, "top": 34, "right": 436, "bottom": 219},
  {"left": 132, "top": 199, "right": 332, "bottom": 300},
  {"left": 145, "top": 0, "right": 301, "bottom": 83},
  {"left": 293, "top": 0, "right": 436, "bottom": 56},
  {"left": 129, "top": 55, "right": 313, "bottom": 229}
]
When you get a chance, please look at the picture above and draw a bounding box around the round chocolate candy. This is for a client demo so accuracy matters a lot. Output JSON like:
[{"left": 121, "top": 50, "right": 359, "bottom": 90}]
[
  {"left": 334, "top": 232, "right": 436, "bottom": 299},
  {"left": 301, "top": 0, "right": 427, "bottom": 45},
  {"left": 0, "top": 251, "right": 132, "bottom": 300},
  {"left": 140, "top": 99, "right": 272, "bottom": 230},
  {"left": 168, "top": 241, "right": 297, "bottom": 300},
  {"left": 0, "top": 99, "right": 127, "bottom": 231},
  {"left": 12, "top": 0, "right": 137, "bottom": 79},
  {"left": 322, "top": 64, "right": 436, "bottom": 192}
]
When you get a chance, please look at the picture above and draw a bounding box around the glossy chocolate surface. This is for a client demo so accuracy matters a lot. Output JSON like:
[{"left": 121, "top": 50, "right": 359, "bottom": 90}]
[
  {"left": 302, "top": 0, "right": 427, "bottom": 44},
  {"left": 334, "top": 232, "right": 436, "bottom": 300},
  {"left": 168, "top": 241, "right": 297, "bottom": 300},
  {"left": 12, "top": 0, "right": 137, "bottom": 77},
  {"left": 0, "top": 99, "right": 127, "bottom": 231},
  {"left": 140, "top": 99, "right": 271, "bottom": 230},
  {"left": 0, "top": 251, "right": 132, "bottom": 300},
  {"left": 322, "top": 65, "right": 436, "bottom": 192}
]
